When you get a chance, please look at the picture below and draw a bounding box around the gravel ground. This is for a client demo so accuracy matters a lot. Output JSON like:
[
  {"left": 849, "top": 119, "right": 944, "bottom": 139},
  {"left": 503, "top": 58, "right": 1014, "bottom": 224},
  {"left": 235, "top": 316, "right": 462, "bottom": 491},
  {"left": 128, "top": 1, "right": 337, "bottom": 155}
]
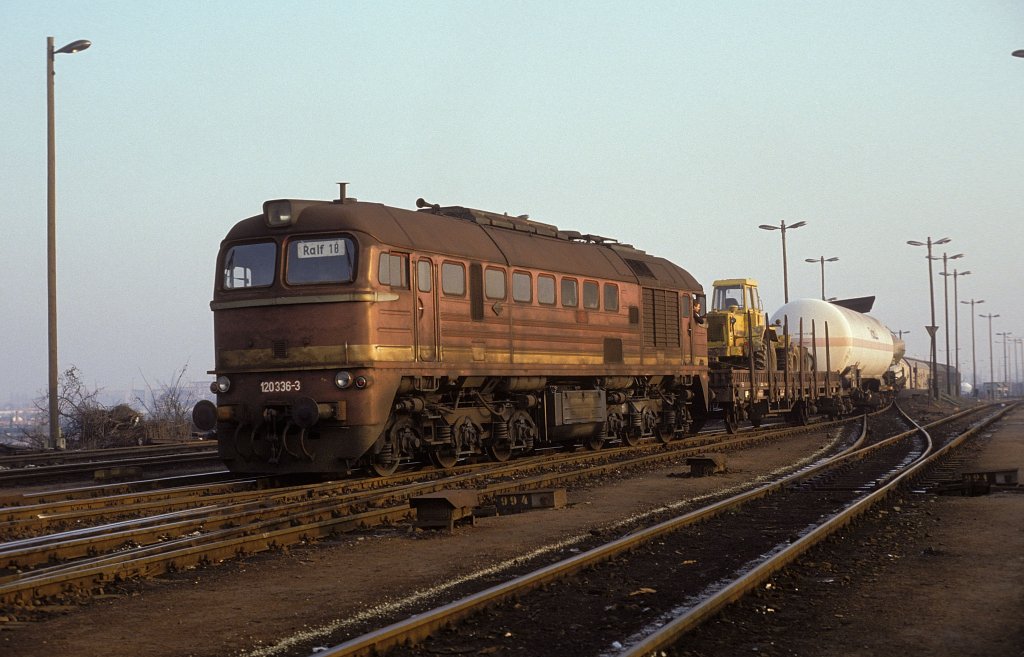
[{"left": 1, "top": 398, "right": 1019, "bottom": 657}]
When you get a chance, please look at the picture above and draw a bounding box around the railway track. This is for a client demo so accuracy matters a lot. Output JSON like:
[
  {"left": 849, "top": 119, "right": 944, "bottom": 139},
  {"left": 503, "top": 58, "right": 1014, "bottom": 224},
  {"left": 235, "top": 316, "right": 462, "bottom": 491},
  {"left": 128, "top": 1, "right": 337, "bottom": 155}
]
[
  {"left": 0, "top": 441, "right": 221, "bottom": 487},
  {"left": 0, "top": 418, "right": 854, "bottom": 613},
  {"left": 304, "top": 402, "right": 1007, "bottom": 657}
]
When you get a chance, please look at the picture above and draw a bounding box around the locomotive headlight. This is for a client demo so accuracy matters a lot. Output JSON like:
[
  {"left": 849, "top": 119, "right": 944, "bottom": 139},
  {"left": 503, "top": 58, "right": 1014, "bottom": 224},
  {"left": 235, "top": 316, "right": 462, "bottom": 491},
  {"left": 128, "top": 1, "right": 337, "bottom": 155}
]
[
  {"left": 263, "top": 200, "right": 295, "bottom": 227},
  {"left": 212, "top": 375, "right": 232, "bottom": 393},
  {"left": 334, "top": 371, "right": 353, "bottom": 389}
]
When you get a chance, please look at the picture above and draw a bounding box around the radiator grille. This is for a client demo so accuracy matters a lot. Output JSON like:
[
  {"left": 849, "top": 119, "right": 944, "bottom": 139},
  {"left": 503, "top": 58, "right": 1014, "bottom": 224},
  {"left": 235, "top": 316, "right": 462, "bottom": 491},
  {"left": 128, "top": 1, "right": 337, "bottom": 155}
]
[{"left": 642, "top": 288, "right": 680, "bottom": 348}]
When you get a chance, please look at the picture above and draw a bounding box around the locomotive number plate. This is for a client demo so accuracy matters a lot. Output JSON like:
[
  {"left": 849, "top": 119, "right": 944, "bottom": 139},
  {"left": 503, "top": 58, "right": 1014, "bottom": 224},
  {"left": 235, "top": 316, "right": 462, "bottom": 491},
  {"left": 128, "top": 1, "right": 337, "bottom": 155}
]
[{"left": 260, "top": 380, "right": 301, "bottom": 393}]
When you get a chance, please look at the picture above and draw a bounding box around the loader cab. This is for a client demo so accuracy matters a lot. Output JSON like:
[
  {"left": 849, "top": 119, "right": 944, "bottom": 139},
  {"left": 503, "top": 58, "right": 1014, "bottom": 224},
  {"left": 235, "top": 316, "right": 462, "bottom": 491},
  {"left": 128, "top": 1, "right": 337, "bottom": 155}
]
[
  {"left": 711, "top": 279, "right": 762, "bottom": 314},
  {"left": 707, "top": 278, "right": 769, "bottom": 365}
]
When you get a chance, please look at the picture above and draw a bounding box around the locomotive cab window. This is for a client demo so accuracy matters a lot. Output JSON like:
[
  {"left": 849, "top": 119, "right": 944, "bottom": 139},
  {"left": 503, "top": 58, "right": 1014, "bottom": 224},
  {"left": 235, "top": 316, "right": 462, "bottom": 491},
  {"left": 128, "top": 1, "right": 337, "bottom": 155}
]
[
  {"left": 604, "top": 283, "right": 619, "bottom": 312},
  {"left": 512, "top": 271, "right": 532, "bottom": 303},
  {"left": 485, "top": 268, "right": 507, "bottom": 300},
  {"left": 285, "top": 236, "right": 356, "bottom": 285},
  {"left": 583, "top": 280, "right": 599, "bottom": 309},
  {"left": 223, "top": 241, "right": 277, "bottom": 289},
  {"left": 561, "top": 278, "right": 579, "bottom": 308},
  {"left": 377, "top": 252, "right": 409, "bottom": 288},
  {"left": 681, "top": 293, "right": 692, "bottom": 317},
  {"left": 442, "top": 261, "right": 466, "bottom": 296}
]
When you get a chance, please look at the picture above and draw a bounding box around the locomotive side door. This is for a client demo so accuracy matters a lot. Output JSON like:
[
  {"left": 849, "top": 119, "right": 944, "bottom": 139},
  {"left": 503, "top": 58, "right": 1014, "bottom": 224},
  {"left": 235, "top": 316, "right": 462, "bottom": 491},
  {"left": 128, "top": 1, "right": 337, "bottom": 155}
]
[{"left": 414, "top": 257, "right": 438, "bottom": 361}]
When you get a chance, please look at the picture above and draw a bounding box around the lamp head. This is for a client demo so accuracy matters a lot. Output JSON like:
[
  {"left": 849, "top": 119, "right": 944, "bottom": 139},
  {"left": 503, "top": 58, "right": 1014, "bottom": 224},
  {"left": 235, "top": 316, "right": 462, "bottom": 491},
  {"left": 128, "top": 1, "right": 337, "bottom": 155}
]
[{"left": 55, "top": 39, "right": 91, "bottom": 54}]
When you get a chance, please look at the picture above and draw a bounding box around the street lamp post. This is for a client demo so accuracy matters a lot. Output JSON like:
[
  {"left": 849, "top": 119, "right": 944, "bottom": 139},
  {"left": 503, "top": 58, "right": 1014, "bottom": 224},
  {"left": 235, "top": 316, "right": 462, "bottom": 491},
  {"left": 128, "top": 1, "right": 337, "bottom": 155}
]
[
  {"left": 940, "top": 268, "right": 969, "bottom": 396},
  {"left": 980, "top": 312, "right": 999, "bottom": 398},
  {"left": 47, "top": 36, "right": 91, "bottom": 450},
  {"left": 907, "top": 237, "right": 950, "bottom": 399},
  {"left": 804, "top": 256, "right": 839, "bottom": 301},
  {"left": 758, "top": 220, "right": 807, "bottom": 303},
  {"left": 1012, "top": 337, "right": 1022, "bottom": 396},
  {"left": 960, "top": 299, "right": 984, "bottom": 398},
  {"left": 931, "top": 252, "right": 963, "bottom": 395},
  {"left": 1016, "top": 338, "right": 1024, "bottom": 396},
  {"left": 997, "top": 331, "right": 1012, "bottom": 395}
]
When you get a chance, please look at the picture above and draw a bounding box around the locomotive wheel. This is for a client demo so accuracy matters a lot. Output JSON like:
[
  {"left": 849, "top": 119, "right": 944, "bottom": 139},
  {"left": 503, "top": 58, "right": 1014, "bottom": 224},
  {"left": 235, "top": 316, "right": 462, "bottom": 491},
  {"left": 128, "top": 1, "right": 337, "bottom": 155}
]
[
  {"left": 795, "top": 403, "right": 810, "bottom": 425},
  {"left": 723, "top": 406, "right": 740, "bottom": 434},
  {"left": 582, "top": 431, "right": 604, "bottom": 451},
  {"left": 607, "top": 412, "right": 635, "bottom": 446},
  {"left": 655, "top": 423, "right": 675, "bottom": 444},
  {"left": 508, "top": 410, "right": 538, "bottom": 454},
  {"left": 487, "top": 439, "right": 513, "bottom": 462},
  {"left": 368, "top": 417, "right": 417, "bottom": 476},
  {"left": 429, "top": 445, "right": 458, "bottom": 469},
  {"left": 747, "top": 404, "right": 764, "bottom": 428},
  {"left": 787, "top": 402, "right": 810, "bottom": 426},
  {"left": 368, "top": 450, "right": 400, "bottom": 477}
]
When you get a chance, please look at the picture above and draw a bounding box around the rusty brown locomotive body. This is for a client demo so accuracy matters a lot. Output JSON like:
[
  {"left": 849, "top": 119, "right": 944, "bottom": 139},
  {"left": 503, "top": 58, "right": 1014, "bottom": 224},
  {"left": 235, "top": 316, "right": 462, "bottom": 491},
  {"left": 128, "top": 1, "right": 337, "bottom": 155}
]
[{"left": 192, "top": 194, "right": 711, "bottom": 476}]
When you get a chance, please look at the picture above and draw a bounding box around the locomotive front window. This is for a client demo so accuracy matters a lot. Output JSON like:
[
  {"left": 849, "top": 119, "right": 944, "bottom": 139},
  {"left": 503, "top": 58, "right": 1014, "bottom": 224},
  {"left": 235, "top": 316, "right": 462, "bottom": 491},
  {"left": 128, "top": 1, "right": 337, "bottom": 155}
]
[
  {"left": 285, "top": 236, "right": 356, "bottom": 285},
  {"left": 223, "top": 241, "right": 276, "bottom": 289}
]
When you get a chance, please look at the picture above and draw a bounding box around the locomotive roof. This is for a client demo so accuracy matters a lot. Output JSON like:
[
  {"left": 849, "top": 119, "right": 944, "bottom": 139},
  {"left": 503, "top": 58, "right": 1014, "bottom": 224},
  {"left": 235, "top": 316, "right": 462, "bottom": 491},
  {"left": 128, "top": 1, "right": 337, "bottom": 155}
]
[{"left": 224, "top": 199, "right": 701, "bottom": 292}]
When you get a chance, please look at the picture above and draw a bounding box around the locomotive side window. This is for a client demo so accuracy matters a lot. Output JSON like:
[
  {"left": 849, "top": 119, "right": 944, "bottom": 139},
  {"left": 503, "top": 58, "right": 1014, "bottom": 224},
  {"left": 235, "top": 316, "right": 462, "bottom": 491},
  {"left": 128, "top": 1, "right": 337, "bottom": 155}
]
[
  {"left": 417, "top": 259, "right": 432, "bottom": 292},
  {"left": 377, "top": 252, "right": 409, "bottom": 288},
  {"left": 583, "top": 280, "right": 599, "bottom": 309},
  {"left": 538, "top": 274, "right": 556, "bottom": 305},
  {"left": 604, "top": 284, "right": 619, "bottom": 311},
  {"left": 223, "top": 241, "right": 276, "bottom": 289},
  {"left": 442, "top": 262, "right": 466, "bottom": 296},
  {"left": 512, "top": 271, "right": 532, "bottom": 303},
  {"left": 561, "top": 278, "right": 579, "bottom": 308},
  {"left": 286, "top": 236, "right": 356, "bottom": 285},
  {"left": 485, "top": 268, "right": 507, "bottom": 300}
]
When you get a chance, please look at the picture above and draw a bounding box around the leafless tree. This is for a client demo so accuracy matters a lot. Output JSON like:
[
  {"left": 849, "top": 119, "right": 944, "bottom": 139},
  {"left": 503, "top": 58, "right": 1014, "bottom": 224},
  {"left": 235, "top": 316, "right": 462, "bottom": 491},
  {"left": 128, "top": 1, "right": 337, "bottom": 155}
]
[{"left": 23, "top": 365, "right": 109, "bottom": 449}]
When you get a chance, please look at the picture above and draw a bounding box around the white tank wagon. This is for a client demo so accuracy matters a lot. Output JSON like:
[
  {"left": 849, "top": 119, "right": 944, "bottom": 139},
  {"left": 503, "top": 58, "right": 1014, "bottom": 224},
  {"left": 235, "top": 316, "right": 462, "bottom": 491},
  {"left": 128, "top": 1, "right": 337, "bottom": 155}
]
[{"left": 769, "top": 298, "right": 905, "bottom": 394}]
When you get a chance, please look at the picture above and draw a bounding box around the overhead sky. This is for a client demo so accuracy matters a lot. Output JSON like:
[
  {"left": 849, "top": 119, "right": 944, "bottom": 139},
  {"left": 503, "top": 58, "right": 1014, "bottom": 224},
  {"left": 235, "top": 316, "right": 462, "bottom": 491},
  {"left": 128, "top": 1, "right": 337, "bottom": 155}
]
[{"left": 3, "top": 1, "right": 1023, "bottom": 404}]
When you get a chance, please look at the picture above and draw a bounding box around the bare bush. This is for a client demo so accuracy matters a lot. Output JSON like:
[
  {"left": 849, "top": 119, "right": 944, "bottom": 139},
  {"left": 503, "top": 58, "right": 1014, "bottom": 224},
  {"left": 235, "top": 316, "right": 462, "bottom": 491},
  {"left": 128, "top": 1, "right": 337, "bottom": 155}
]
[{"left": 136, "top": 364, "right": 195, "bottom": 443}]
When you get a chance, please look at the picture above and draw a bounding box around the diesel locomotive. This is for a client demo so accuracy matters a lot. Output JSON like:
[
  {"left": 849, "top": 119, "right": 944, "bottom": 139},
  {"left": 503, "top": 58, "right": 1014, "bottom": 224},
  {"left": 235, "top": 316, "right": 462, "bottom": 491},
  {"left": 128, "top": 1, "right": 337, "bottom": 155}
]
[{"left": 192, "top": 189, "right": 711, "bottom": 476}]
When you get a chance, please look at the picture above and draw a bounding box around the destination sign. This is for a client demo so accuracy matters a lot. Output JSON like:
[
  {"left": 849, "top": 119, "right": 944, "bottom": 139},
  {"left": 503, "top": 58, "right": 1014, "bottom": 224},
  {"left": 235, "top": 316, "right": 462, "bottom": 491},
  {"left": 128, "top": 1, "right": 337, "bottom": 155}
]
[{"left": 296, "top": 239, "right": 346, "bottom": 259}]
